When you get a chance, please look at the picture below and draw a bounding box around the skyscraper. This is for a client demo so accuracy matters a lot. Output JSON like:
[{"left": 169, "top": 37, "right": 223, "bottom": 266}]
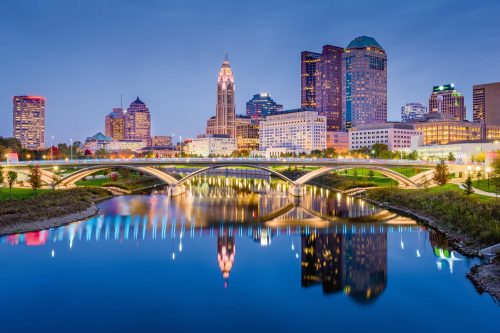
[
  {"left": 473, "top": 82, "right": 500, "bottom": 124},
  {"left": 105, "top": 108, "right": 125, "bottom": 140},
  {"left": 125, "top": 97, "right": 151, "bottom": 145},
  {"left": 245, "top": 93, "right": 283, "bottom": 120},
  {"left": 301, "top": 46, "right": 343, "bottom": 131},
  {"left": 428, "top": 84, "right": 465, "bottom": 121},
  {"left": 401, "top": 103, "right": 428, "bottom": 123},
  {"left": 206, "top": 55, "right": 236, "bottom": 138},
  {"left": 13, "top": 95, "right": 46, "bottom": 149},
  {"left": 301, "top": 51, "right": 321, "bottom": 109},
  {"left": 342, "top": 36, "right": 387, "bottom": 129}
]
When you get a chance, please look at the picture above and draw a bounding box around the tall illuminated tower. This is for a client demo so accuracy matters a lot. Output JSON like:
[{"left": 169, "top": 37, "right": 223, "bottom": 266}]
[
  {"left": 125, "top": 97, "right": 151, "bottom": 145},
  {"left": 342, "top": 36, "right": 387, "bottom": 129},
  {"left": 13, "top": 95, "right": 46, "bottom": 149},
  {"left": 207, "top": 54, "right": 236, "bottom": 137}
]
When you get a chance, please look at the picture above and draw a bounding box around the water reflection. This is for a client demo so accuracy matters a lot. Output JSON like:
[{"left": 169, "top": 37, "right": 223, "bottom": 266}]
[{"left": 0, "top": 175, "right": 468, "bottom": 305}]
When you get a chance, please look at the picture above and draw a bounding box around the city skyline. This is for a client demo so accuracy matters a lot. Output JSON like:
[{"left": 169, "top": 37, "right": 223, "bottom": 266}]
[{"left": 1, "top": 0, "right": 499, "bottom": 143}]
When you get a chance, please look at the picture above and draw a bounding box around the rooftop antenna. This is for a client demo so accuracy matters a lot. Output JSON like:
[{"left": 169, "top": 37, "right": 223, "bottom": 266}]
[
  {"left": 120, "top": 91, "right": 123, "bottom": 109},
  {"left": 224, "top": 51, "right": 228, "bottom": 61}
]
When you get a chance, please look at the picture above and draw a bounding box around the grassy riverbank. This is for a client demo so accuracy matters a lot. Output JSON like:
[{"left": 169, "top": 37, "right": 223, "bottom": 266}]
[
  {"left": 0, "top": 187, "right": 50, "bottom": 201},
  {"left": 365, "top": 185, "right": 500, "bottom": 247},
  {"left": 0, "top": 187, "right": 111, "bottom": 226},
  {"left": 76, "top": 175, "right": 165, "bottom": 191}
]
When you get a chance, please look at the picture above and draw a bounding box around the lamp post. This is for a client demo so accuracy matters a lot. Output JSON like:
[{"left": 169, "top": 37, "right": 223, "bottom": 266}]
[
  {"left": 70, "top": 138, "right": 73, "bottom": 161},
  {"left": 179, "top": 135, "right": 183, "bottom": 159},
  {"left": 486, "top": 167, "right": 491, "bottom": 189},
  {"left": 50, "top": 136, "right": 55, "bottom": 160},
  {"left": 475, "top": 166, "right": 481, "bottom": 186}
]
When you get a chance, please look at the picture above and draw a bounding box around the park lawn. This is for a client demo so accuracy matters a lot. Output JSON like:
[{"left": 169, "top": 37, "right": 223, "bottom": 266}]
[
  {"left": 340, "top": 174, "right": 398, "bottom": 187},
  {"left": 75, "top": 178, "right": 109, "bottom": 187},
  {"left": 470, "top": 178, "right": 500, "bottom": 194},
  {"left": 427, "top": 183, "right": 498, "bottom": 203},
  {"left": 389, "top": 167, "right": 430, "bottom": 178},
  {"left": 0, "top": 187, "right": 50, "bottom": 201}
]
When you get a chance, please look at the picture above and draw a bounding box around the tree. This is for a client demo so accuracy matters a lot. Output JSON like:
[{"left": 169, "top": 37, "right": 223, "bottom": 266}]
[
  {"left": 0, "top": 165, "right": 3, "bottom": 186},
  {"left": 51, "top": 173, "right": 60, "bottom": 191},
  {"left": 28, "top": 164, "right": 42, "bottom": 194},
  {"left": 433, "top": 159, "right": 449, "bottom": 186},
  {"left": 7, "top": 171, "right": 17, "bottom": 197},
  {"left": 368, "top": 170, "right": 375, "bottom": 179},
  {"left": 463, "top": 176, "right": 474, "bottom": 196},
  {"left": 421, "top": 176, "right": 432, "bottom": 189},
  {"left": 447, "top": 152, "right": 456, "bottom": 162}
]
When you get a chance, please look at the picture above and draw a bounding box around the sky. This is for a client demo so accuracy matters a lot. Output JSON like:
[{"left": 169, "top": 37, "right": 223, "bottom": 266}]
[{"left": 1, "top": 0, "right": 499, "bottom": 144}]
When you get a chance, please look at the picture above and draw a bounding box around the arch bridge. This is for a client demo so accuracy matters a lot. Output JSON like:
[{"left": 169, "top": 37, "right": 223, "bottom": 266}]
[{"left": 1, "top": 157, "right": 458, "bottom": 196}]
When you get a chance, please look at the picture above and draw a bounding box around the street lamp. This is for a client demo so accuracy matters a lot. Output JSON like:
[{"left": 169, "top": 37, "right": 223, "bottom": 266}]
[
  {"left": 179, "top": 135, "right": 183, "bottom": 159},
  {"left": 50, "top": 136, "right": 55, "bottom": 160},
  {"left": 70, "top": 138, "right": 73, "bottom": 160},
  {"left": 486, "top": 167, "right": 492, "bottom": 189},
  {"left": 475, "top": 166, "right": 481, "bottom": 186}
]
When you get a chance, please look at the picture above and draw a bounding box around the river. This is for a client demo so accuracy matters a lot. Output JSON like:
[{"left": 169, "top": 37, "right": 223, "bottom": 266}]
[{"left": 0, "top": 176, "right": 498, "bottom": 332}]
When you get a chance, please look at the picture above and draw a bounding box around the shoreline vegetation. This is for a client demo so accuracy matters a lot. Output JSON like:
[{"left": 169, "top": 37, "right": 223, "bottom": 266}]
[
  {"left": 0, "top": 187, "right": 111, "bottom": 236},
  {"left": 361, "top": 186, "right": 500, "bottom": 302}
]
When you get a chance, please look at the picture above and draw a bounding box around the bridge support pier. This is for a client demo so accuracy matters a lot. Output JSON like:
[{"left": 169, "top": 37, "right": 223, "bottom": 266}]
[
  {"left": 288, "top": 184, "right": 303, "bottom": 197},
  {"left": 167, "top": 185, "right": 186, "bottom": 197}
]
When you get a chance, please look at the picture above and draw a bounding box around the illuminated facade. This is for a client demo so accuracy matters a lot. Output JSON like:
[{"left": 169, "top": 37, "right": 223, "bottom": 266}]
[
  {"left": 217, "top": 232, "right": 235, "bottom": 285},
  {"left": 190, "top": 134, "right": 237, "bottom": 157},
  {"left": 259, "top": 110, "right": 327, "bottom": 153},
  {"left": 206, "top": 55, "right": 236, "bottom": 137},
  {"left": 342, "top": 36, "right": 387, "bottom": 129},
  {"left": 13, "top": 95, "right": 45, "bottom": 149},
  {"left": 235, "top": 115, "right": 259, "bottom": 151},
  {"left": 301, "top": 46, "right": 343, "bottom": 131},
  {"left": 349, "top": 123, "right": 422, "bottom": 151},
  {"left": 401, "top": 103, "right": 427, "bottom": 123},
  {"left": 326, "top": 131, "right": 349, "bottom": 153},
  {"left": 473, "top": 82, "right": 500, "bottom": 124},
  {"left": 413, "top": 118, "right": 482, "bottom": 145},
  {"left": 428, "top": 84, "right": 466, "bottom": 121},
  {"left": 246, "top": 93, "right": 283, "bottom": 120},
  {"left": 125, "top": 97, "right": 151, "bottom": 145},
  {"left": 104, "top": 108, "right": 125, "bottom": 140},
  {"left": 151, "top": 136, "right": 172, "bottom": 147}
]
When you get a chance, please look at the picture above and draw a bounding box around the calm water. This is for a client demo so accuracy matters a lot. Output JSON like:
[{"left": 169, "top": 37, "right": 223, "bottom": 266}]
[{"left": 0, "top": 176, "right": 498, "bottom": 332}]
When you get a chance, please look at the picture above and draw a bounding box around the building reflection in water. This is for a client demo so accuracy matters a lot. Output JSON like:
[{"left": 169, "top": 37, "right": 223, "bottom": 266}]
[
  {"left": 217, "top": 231, "right": 235, "bottom": 288},
  {"left": 428, "top": 230, "right": 462, "bottom": 273},
  {"left": 0, "top": 175, "right": 437, "bottom": 301},
  {"left": 301, "top": 231, "right": 387, "bottom": 303}
]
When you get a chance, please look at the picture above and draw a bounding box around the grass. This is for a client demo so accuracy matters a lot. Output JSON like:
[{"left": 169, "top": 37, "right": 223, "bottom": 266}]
[
  {"left": 76, "top": 175, "right": 165, "bottom": 191},
  {"left": 0, "top": 187, "right": 111, "bottom": 226},
  {"left": 366, "top": 184, "right": 500, "bottom": 246},
  {"left": 75, "top": 178, "right": 108, "bottom": 187},
  {"left": 0, "top": 187, "right": 50, "bottom": 201},
  {"left": 470, "top": 177, "right": 500, "bottom": 194},
  {"left": 389, "top": 167, "right": 430, "bottom": 178}
]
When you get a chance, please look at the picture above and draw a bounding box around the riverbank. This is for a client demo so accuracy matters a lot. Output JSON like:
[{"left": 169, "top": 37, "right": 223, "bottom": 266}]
[
  {"left": 361, "top": 185, "right": 500, "bottom": 302},
  {"left": 0, "top": 187, "right": 112, "bottom": 236}
]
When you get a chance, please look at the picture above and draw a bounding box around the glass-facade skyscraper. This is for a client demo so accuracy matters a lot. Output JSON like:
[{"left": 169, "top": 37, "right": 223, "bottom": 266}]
[
  {"left": 428, "top": 84, "right": 465, "bottom": 121},
  {"left": 125, "top": 97, "right": 151, "bottom": 145},
  {"left": 246, "top": 93, "right": 283, "bottom": 120},
  {"left": 401, "top": 103, "right": 428, "bottom": 123},
  {"left": 342, "top": 36, "right": 387, "bottom": 129},
  {"left": 12, "top": 95, "right": 46, "bottom": 150},
  {"left": 301, "top": 45, "right": 343, "bottom": 131}
]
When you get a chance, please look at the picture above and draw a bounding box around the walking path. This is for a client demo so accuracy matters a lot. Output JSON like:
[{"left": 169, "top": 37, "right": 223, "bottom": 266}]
[{"left": 452, "top": 181, "right": 498, "bottom": 198}]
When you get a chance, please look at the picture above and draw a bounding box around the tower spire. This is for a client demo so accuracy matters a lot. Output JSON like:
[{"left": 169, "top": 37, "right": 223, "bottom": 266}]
[{"left": 224, "top": 51, "right": 228, "bottom": 61}]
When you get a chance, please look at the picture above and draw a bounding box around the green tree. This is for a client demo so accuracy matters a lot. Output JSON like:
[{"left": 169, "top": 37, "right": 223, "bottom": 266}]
[
  {"left": 7, "top": 171, "right": 17, "bottom": 197},
  {"left": 463, "top": 176, "right": 474, "bottom": 196},
  {"left": 323, "top": 147, "right": 336, "bottom": 158},
  {"left": 447, "top": 152, "right": 456, "bottom": 162},
  {"left": 28, "top": 164, "right": 42, "bottom": 194},
  {"left": 433, "top": 159, "right": 449, "bottom": 186},
  {"left": 368, "top": 170, "right": 374, "bottom": 179},
  {"left": 0, "top": 165, "right": 3, "bottom": 186}
]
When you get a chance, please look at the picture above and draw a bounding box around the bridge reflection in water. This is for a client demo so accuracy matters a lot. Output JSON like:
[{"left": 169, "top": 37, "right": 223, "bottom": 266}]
[{"left": 0, "top": 175, "right": 464, "bottom": 304}]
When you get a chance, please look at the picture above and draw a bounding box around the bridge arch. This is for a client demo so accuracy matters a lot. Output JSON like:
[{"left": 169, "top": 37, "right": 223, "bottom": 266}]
[
  {"left": 173, "top": 164, "right": 295, "bottom": 187},
  {"left": 295, "top": 165, "right": 418, "bottom": 188},
  {"left": 56, "top": 165, "right": 178, "bottom": 187}
]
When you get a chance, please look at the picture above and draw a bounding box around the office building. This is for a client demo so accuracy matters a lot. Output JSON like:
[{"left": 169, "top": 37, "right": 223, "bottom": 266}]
[
  {"left": 301, "top": 45, "right": 343, "bottom": 131},
  {"left": 105, "top": 108, "right": 126, "bottom": 140},
  {"left": 342, "top": 36, "right": 387, "bottom": 129},
  {"left": 349, "top": 122, "right": 422, "bottom": 151},
  {"left": 125, "top": 97, "right": 151, "bottom": 145},
  {"left": 246, "top": 93, "right": 283, "bottom": 120},
  {"left": 190, "top": 134, "right": 237, "bottom": 157},
  {"left": 473, "top": 82, "right": 500, "bottom": 124},
  {"left": 13, "top": 95, "right": 45, "bottom": 149},
  {"left": 259, "top": 109, "right": 327, "bottom": 153},
  {"left": 428, "top": 84, "right": 466, "bottom": 121},
  {"left": 401, "top": 103, "right": 427, "bottom": 123},
  {"left": 235, "top": 115, "right": 259, "bottom": 151},
  {"left": 326, "top": 131, "right": 349, "bottom": 154},
  {"left": 151, "top": 136, "right": 172, "bottom": 147},
  {"left": 206, "top": 55, "right": 236, "bottom": 137}
]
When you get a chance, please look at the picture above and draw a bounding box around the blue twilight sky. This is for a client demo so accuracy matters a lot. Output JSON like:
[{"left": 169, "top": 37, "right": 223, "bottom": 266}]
[{"left": 0, "top": 0, "right": 499, "bottom": 144}]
